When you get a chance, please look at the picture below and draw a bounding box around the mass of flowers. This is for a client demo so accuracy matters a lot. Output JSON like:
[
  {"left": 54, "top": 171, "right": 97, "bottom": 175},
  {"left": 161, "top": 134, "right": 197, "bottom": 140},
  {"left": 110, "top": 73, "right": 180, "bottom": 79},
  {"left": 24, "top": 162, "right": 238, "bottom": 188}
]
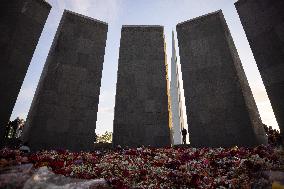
[{"left": 0, "top": 144, "right": 282, "bottom": 188}]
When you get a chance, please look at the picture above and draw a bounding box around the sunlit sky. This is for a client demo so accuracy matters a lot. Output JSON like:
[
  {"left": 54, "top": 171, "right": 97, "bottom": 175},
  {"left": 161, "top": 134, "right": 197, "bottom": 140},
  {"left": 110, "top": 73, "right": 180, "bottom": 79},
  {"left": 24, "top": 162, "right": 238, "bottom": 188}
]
[{"left": 11, "top": 0, "right": 279, "bottom": 134}]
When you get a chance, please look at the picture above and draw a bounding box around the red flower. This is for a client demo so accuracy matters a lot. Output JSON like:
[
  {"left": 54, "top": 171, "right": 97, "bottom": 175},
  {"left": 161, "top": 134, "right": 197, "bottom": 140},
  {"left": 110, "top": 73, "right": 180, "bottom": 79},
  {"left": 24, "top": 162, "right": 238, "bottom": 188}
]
[
  {"left": 124, "top": 149, "right": 138, "bottom": 156},
  {"left": 139, "top": 169, "right": 147, "bottom": 176},
  {"left": 165, "top": 160, "right": 181, "bottom": 170},
  {"left": 122, "top": 169, "right": 130, "bottom": 177},
  {"left": 50, "top": 160, "right": 65, "bottom": 169},
  {"left": 189, "top": 174, "right": 201, "bottom": 187},
  {"left": 110, "top": 178, "right": 129, "bottom": 189},
  {"left": 180, "top": 153, "right": 191, "bottom": 162}
]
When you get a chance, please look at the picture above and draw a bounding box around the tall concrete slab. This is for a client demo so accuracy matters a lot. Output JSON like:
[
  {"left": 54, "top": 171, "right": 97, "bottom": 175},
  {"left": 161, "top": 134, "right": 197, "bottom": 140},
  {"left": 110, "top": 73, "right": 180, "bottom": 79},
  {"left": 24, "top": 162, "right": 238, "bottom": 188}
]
[
  {"left": 176, "top": 10, "right": 267, "bottom": 147},
  {"left": 235, "top": 0, "right": 284, "bottom": 139},
  {"left": 22, "top": 10, "right": 108, "bottom": 151},
  {"left": 171, "top": 31, "right": 185, "bottom": 145},
  {"left": 113, "top": 26, "right": 172, "bottom": 148},
  {"left": 0, "top": 0, "right": 51, "bottom": 146}
]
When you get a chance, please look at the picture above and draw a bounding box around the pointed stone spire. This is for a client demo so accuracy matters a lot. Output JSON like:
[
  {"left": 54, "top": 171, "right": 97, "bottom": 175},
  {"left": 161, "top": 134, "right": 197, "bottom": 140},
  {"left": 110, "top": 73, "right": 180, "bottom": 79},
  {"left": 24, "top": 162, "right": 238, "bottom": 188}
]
[{"left": 170, "top": 31, "right": 185, "bottom": 145}]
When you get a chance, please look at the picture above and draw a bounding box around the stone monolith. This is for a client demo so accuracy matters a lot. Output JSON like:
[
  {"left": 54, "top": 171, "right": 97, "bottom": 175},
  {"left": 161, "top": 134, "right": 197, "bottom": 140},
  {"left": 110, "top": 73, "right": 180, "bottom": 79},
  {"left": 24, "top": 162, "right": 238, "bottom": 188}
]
[
  {"left": 235, "top": 0, "right": 284, "bottom": 139},
  {"left": 113, "top": 26, "right": 172, "bottom": 147},
  {"left": 0, "top": 0, "right": 51, "bottom": 147},
  {"left": 22, "top": 10, "right": 108, "bottom": 151},
  {"left": 176, "top": 10, "right": 267, "bottom": 147}
]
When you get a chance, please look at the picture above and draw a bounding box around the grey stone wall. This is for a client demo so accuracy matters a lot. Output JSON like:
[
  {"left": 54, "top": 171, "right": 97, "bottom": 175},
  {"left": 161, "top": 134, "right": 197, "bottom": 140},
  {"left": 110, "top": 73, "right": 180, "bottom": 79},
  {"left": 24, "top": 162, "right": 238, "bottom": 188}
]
[
  {"left": 113, "top": 26, "right": 172, "bottom": 148},
  {"left": 235, "top": 0, "right": 284, "bottom": 139},
  {"left": 176, "top": 10, "right": 267, "bottom": 147},
  {"left": 0, "top": 0, "right": 51, "bottom": 146},
  {"left": 22, "top": 10, "right": 108, "bottom": 151}
]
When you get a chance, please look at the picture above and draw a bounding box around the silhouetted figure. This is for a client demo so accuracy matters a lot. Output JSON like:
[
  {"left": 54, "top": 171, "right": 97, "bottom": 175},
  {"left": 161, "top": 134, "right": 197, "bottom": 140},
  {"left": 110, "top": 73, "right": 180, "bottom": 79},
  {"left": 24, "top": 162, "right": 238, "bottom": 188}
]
[{"left": 182, "top": 128, "right": 187, "bottom": 144}]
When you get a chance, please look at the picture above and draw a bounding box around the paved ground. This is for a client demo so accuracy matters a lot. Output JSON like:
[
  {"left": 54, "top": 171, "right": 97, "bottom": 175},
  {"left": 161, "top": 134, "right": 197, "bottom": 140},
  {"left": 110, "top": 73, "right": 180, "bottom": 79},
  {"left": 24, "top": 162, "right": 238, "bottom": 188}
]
[{"left": 0, "top": 164, "right": 110, "bottom": 189}]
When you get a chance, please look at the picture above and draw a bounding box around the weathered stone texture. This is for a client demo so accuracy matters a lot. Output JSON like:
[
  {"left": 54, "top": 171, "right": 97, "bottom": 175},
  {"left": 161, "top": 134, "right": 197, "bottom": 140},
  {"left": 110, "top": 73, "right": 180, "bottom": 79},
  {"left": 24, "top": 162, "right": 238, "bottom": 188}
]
[
  {"left": 0, "top": 0, "right": 51, "bottom": 146},
  {"left": 22, "top": 10, "right": 108, "bottom": 151},
  {"left": 113, "top": 26, "right": 172, "bottom": 147},
  {"left": 176, "top": 11, "right": 267, "bottom": 147},
  {"left": 235, "top": 0, "right": 284, "bottom": 138}
]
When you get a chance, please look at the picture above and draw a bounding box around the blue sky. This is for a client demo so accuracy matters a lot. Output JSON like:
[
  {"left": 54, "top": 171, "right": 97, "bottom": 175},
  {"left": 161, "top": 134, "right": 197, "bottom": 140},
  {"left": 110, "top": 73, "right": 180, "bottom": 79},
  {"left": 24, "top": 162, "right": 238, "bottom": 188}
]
[{"left": 11, "top": 0, "right": 278, "bottom": 134}]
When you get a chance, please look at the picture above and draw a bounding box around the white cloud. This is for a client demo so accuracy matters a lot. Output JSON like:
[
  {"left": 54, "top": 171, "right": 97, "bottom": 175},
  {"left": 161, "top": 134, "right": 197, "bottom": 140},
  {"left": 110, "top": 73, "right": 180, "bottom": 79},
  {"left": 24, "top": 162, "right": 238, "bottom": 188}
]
[
  {"left": 98, "top": 107, "right": 114, "bottom": 114},
  {"left": 99, "top": 90, "right": 115, "bottom": 104},
  {"left": 10, "top": 86, "right": 35, "bottom": 120},
  {"left": 69, "top": 0, "right": 92, "bottom": 15},
  {"left": 17, "top": 112, "right": 28, "bottom": 120},
  {"left": 258, "top": 102, "right": 279, "bottom": 130},
  {"left": 251, "top": 86, "right": 269, "bottom": 103},
  {"left": 96, "top": 106, "right": 114, "bottom": 134},
  {"left": 52, "top": 0, "right": 122, "bottom": 24},
  {"left": 250, "top": 86, "right": 279, "bottom": 130},
  {"left": 17, "top": 86, "right": 35, "bottom": 102},
  {"left": 96, "top": 89, "right": 115, "bottom": 133},
  {"left": 54, "top": 0, "right": 66, "bottom": 10}
]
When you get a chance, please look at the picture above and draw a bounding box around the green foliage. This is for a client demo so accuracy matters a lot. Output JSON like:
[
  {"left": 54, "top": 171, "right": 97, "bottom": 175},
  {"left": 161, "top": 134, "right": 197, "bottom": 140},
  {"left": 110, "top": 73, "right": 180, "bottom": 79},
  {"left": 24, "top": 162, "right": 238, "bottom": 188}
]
[
  {"left": 96, "top": 131, "right": 112, "bottom": 143},
  {"left": 6, "top": 118, "right": 25, "bottom": 139}
]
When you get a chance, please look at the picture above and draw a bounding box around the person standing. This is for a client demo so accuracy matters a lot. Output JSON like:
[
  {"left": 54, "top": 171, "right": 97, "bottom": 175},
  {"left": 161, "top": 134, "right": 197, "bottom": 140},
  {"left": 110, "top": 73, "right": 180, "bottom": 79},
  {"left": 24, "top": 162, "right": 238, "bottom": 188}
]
[{"left": 182, "top": 128, "right": 187, "bottom": 144}]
